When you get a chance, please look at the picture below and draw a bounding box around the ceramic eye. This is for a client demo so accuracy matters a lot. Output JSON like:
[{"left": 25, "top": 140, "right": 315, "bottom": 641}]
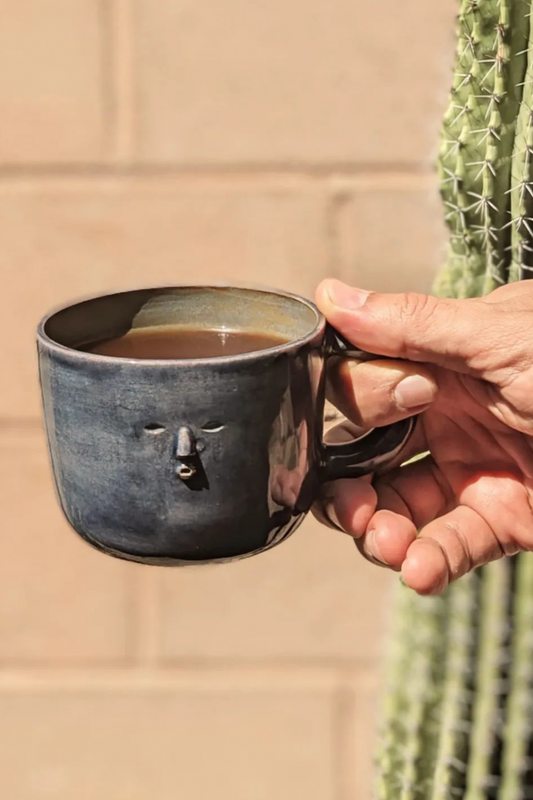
[
  {"left": 144, "top": 423, "right": 166, "bottom": 434},
  {"left": 201, "top": 422, "right": 225, "bottom": 433}
]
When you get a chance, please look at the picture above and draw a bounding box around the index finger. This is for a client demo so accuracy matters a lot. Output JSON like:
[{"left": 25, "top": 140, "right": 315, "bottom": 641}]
[{"left": 327, "top": 357, "right": 438, "bottom": 429}]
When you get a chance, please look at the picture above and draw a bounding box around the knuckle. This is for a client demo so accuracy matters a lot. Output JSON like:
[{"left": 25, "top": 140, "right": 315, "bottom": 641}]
[
  {"left": 398, "top": 292, "right": 436, "bottom": 324},
  {"left": 474, "top": 308, "right": 533, "bottom": 380},
  {"left": 442, "top": 521, "right": 473, "bottom": 577},
  {"left": 395, "top": 293, "right": 440, "bottom": 357}
]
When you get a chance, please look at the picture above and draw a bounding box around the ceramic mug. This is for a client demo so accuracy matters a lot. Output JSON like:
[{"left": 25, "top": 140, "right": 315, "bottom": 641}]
[{"left": 37, "top": 285, "right": 415, "bottom": 565}]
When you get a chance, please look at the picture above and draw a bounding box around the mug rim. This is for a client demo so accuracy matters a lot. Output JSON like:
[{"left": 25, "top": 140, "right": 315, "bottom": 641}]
[{"left": 36, "top": 283, "right": 326, "bottom": 366}]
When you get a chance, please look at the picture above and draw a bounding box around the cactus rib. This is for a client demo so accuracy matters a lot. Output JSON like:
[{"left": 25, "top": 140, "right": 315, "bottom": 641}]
[
  {"left": 373, "top": 587, "right": 450, "bottom": 799},
  {"left": 430, "top": 573, "right": 479, "bottom": 800},
  {"left": 498, "top": 555, "right": 533, "bottom": 799},
  {"left": 465, "top": 560, "right": 512, "bottom": 800}
]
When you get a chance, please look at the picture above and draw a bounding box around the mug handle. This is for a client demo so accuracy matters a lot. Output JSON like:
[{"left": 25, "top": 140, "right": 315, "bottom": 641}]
[{"left": 321, "top": 326, "right": 417, "bottom": 482}]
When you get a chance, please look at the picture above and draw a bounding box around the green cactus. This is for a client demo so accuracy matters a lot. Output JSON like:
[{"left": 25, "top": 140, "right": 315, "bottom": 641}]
[
  {"left": 374, "top": 1, "right": 533, "bottom": 797},
  {"left": 374, "top": 561, "right": 519, "bottom": 799}
]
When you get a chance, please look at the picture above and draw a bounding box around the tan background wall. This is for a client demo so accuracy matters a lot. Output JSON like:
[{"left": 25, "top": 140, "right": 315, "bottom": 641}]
[{"left": 0, "top": 1, "right": 456, "bottom": 798}]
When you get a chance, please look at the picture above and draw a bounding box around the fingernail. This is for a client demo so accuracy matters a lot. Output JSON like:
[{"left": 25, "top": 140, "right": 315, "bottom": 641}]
[
  {"left": 326, "top": 280, "right": 370, "bottom": 310},
  {"left": 323, "top": 499, "right": 344, "bottom": 531},
  {"left": 365, "top": 529, "right": 389, "bottom": 566},
  {"left": 394, "top": 375, "right": 436, "bottom": 410}
]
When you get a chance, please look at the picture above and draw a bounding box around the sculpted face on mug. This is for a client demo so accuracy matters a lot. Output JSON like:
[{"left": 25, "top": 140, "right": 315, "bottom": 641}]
[
  {"left": 138, "top": 419, "right": 227, "bottom": 491},
  {"left": 137, "top": 406, "right": 311, "bottom": 515}
]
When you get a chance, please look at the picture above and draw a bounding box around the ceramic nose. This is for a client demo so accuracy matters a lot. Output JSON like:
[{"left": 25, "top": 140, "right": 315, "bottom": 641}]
[{"left": 175, "top": 426, "right": 197, "bottom": 480}]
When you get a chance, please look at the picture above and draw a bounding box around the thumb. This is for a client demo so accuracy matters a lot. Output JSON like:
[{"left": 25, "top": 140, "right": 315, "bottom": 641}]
[{"left": 316, "top": 279, "right": 504, "bottom": 376}]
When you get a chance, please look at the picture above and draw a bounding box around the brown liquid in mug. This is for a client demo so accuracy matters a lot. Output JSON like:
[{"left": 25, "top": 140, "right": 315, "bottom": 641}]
[{"left": 83, "top": 326, "right": 290, "bottom": 359}]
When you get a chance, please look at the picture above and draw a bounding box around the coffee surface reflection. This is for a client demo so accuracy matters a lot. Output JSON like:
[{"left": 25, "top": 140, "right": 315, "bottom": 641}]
[{"left": 83, "top": 326, "right": 289, "bottom": 359}]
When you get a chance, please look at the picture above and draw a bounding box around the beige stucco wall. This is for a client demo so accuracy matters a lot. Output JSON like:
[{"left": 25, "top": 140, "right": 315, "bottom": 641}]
[{"left": 0, "top": 1, "right": 456, "bottom": 797}]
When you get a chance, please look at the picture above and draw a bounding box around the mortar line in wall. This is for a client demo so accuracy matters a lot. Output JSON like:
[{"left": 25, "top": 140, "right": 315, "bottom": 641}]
[
  {"left": 98, "top": 0, "right": 115, "bottom": 161},
  {"left": 332, "top": 685, "right": 355, "bottom": 800},
  {"left": 128, "top": 567, "right": 162, "bottom": 666},
  {"left": 325, "top": 193, "right": 339, "bottom": 279},
  {"left": 334, "top": 670, "right": 382, "bottom": 800},
  {"left": 107, "top": 0, "right": 137, "bottom": 162},
  {"left": 0, "top": 164, "right": 435, "bottom": 183},
  {"left": 0, "top": 664, "right": 376, "bottom": 691},
  {"left": 124, "top": 658, "right": 382, "bottom": 672},
  {"left": 0, "top": 661, "right": 379, "bottom": 676},
  {"left": 0, "top": 419, "right": 42, "bottom": 430},
  {"left": 325, "top": 190, "right": 352, "bottom": 280}
]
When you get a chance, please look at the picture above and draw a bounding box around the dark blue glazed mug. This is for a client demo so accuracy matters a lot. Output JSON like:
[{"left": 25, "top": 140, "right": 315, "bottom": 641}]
[{"left": 37, "top": 285, "right": 415, "bottom": 565}]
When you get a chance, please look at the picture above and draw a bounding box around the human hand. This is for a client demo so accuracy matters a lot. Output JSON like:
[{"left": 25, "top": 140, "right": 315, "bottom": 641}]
[{"left": 314, "top": 278, "right": 533, "bottom": 595}]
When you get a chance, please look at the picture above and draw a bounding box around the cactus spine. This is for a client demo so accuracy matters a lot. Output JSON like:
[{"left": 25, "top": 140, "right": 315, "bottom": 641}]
[{"left": 436, "top": 0, "right": 529, "bottom": 296}]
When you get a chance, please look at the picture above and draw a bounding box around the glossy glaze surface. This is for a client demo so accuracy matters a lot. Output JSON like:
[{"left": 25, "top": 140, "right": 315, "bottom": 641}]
[
  {"left": 38, "top": 287, "right": 324, "bottom": 563},
  {"left": 38, "top": 285, "right": 414, "bottom": 565}
]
